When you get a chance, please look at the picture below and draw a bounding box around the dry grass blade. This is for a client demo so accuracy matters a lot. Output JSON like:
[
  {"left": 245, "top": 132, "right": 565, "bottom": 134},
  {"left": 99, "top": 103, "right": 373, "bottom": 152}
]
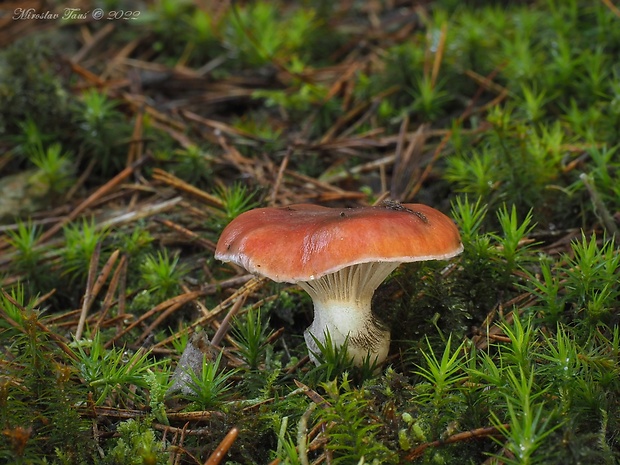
[
  {"left": 601, "top": 0, "right": 620, "bottom": 18},
  {"left": 95, "top": 254, "right": 127, "bottom": 331},
  {"left": 3, "top": 1, "right": 612, "bottom": 462},
  {"left": 182, "top": 110, "right": 264, "bottom": 143},
  {"left": 72, "top": 23, "right": 115, "bottom": 64},
  {"left": 98, "top": 197, "right": 184, "bottom": 230},
  {"left": 203, "top": 427, "right": 239, "bottom": 465},
  {"left": 32, "top": 289, "right": 57, "bottom": 308},
  {"left": 270, "top": 149, "right": 291, "bottom": 206},
  {"left": 284, "top": 169, "right": 346, "bottom": 195},
  {"left": 68, "top": 60, "right": 107, "bottom": 87},
  {"left": 407, "top": 130, "right": 452, "bottom": 201},
  {"left": 190, "top": 277, "right": 266, "bottom": 329},
  {"left": 166, "top": 411, "right": 226, "bottom": 423},
  {"left": 294, "top": 380, "right": 332, "bottom": 410},
  {"left": 76, "top": 242, "right": 103, "bottom": 341},
  {"left": 38, "top": 155, "right": 151, "bottom": 243},
  {"left": 472, "top": 293, "right": 535, "bottom": 351},
  {"left": 135, "top": 300, "right": 191, "bottom": 346},
  {"left": 210, "top": 294, "right": 247, "bottom": 347},
  {"left": 408, "top": 65, "right": 509, "bottom": 201},
  {"left": 0, "top": 1, "right": 55, "bottom": 48},
  {"left": 154, "top": 217, "right": 218, "bottom": 251},
  {"left": 90, "top": 250, "right": 120, "bottom": 307},
  {"left": 391, "top": 122, "right": 428, "bottom": 201},
  {"left": 127, "top": 107, "right": 145, "bottom": 166},
  {"left": 430, "top": 22, "right": 448, "bottom": 89},
  {"left": 140, "top": 274, "right": 256, "bottom": 350},
  {"left": 404, "top": 424, "right": 508, "bottom": 460},
  {"left": 106, "top": 288, "right": 210, "bottom": 349},
  {"left": 152, "top": 168, "right": 224, "bottom": 209}
]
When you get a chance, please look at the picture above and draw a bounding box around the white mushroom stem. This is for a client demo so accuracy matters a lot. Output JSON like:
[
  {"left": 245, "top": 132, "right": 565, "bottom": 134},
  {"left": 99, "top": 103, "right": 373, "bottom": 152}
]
[{"left": 298, "top": 261, "right": 400, "bottom": 366}]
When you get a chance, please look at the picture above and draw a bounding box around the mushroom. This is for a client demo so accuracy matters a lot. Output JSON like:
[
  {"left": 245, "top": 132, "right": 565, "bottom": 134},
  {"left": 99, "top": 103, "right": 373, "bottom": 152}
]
[{"left": 215, "top": 202, "right": 463, "bottom": 366}]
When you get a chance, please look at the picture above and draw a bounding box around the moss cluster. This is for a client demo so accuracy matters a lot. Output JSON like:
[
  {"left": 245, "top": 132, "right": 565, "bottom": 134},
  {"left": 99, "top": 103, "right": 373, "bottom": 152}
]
[{"left": 0, "top": 0, "right": 619, "bottom": 463}]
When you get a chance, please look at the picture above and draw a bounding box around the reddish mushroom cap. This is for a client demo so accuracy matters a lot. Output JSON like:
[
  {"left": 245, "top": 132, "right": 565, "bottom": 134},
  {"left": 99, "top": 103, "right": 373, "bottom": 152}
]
[{"left": 215, "top": 203, "right": 463, "bottom": 282}]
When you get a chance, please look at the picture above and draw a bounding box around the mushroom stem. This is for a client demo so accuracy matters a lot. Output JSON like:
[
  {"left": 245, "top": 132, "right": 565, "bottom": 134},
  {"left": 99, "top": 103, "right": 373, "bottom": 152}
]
[{"left": 298, "top": 262, "right": 399, "bottom": 366}]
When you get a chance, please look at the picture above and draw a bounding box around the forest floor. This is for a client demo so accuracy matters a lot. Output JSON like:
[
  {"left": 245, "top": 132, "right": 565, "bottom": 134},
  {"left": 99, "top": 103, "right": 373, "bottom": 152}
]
[{"left": 1, "top": 1, "right": 620, "bottom": 464}]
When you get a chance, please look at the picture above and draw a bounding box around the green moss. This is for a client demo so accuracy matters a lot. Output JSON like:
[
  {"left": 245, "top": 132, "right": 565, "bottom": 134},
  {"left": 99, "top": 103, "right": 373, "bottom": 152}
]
[
  {"left": 1, "top": 1, "right": 620, "bottom": 463},
  {"left": 0, "top": 38, "right": 73, "bottom": 138}
]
